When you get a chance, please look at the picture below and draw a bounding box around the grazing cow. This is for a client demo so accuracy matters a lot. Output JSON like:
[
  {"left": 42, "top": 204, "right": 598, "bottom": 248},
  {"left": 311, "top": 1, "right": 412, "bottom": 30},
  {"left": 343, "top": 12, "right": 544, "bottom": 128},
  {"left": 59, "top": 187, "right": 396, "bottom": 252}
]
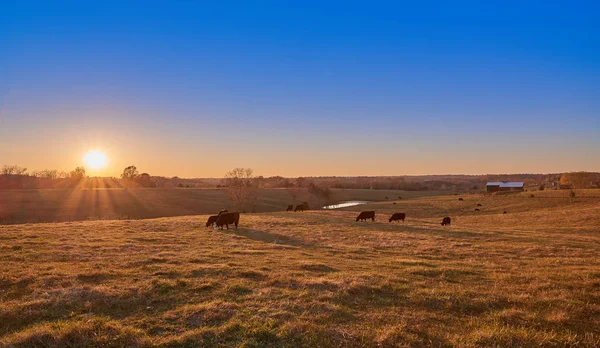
[
  {"left": 474, "top": 208, "right": 480, "bottom": 211},
  {"left": 393, "top": 202, "right": 397, "bottom": 205},
  {"left": 458, "top": 198, "right": 464, "bottom": 201},
  {"left": 389, "top": 212, "right": 406, "bottom": 223},
  {"left": 294, "top": 203, "right": 309, "bottom": 212},
  {"left": 206, "top": 215, "right": 219, "bottom": 227},
  {"left": 476, "top": 203, "right": 482, "bottom": 207},
  {"left": 503, "top": 210, "right": 507, "bottom": 214},
  {"left": 218, "top": 209, "right": 228, "bottom": 216},
  {"left": 356, "top": 211, "right": 375, "bottom": 222},
  {"left": 286, "top": 205, "right": 294, "bottom": 211},
  {"left": 215, "top": 212, "right": 240, "bottom": 230},
  {"left": 441, "top": 217, "right": 452, "bottom": 226}
]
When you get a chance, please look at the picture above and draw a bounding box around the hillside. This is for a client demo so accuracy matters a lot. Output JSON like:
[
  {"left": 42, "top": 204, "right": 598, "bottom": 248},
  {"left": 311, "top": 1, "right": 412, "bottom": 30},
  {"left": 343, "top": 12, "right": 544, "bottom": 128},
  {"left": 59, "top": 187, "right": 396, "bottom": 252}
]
[
  {"left": 1, "top": 191, "right": 599, "bottom": 347},
  {"left": 0, "top": 188, "right": 445, "bottom": 225}
]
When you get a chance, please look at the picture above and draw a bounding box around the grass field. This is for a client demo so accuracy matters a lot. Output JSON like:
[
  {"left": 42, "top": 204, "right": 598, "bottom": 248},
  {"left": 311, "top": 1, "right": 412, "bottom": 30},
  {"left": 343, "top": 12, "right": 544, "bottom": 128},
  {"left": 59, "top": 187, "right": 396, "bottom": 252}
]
[
  {"left": 0, "top": 188, "right": 445, "bottom": 225},
  {"left": 1, "top": 190, "right": 599, "bottom": 346}
]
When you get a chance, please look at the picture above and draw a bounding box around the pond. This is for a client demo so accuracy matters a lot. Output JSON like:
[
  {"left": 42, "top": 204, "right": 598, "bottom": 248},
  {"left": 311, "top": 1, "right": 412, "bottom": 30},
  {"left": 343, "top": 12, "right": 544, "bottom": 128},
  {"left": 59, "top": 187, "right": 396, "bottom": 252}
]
[{"left": 322, "top": 201, "right": 371, "bottom": 210}]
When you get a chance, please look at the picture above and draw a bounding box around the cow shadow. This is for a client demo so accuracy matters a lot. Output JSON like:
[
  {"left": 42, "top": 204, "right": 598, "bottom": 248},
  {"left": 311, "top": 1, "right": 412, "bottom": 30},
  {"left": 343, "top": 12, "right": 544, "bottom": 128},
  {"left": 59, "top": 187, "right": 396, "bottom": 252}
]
[{"left": 221, "top": 228, "right": 313, "bottom": 248}]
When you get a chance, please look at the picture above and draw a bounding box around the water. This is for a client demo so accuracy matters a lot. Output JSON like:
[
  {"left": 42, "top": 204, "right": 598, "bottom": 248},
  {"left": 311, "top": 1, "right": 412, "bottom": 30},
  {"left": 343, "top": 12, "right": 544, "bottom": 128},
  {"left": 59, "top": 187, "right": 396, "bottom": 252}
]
[{"left": 322, "top": 201, "right": 370, "bottom": 210}]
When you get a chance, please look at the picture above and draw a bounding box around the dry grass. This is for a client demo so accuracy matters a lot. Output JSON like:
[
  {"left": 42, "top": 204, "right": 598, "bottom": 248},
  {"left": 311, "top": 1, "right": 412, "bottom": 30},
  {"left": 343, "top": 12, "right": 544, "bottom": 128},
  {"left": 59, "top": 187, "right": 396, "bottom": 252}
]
[{"left": 1, "top": 190, "right": 599, "bottom": 347}]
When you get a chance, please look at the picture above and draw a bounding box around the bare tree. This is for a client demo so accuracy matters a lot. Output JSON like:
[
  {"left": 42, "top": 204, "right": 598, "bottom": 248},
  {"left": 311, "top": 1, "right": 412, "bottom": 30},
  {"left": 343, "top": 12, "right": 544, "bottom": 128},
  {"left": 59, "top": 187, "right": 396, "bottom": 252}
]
[
  {"left": 224, "top": 168, "right": 257, "bottom": 212},
  {"left": 1, "top": 165, "right": 27, "bottom": 175},
  {"left": 32, "top": 169, "right": 59, "bottom": 179}
]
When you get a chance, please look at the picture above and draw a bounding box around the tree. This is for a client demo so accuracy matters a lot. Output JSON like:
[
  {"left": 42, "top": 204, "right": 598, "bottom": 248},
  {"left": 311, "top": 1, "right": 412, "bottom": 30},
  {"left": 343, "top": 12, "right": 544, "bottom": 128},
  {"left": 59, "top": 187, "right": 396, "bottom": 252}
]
[
  {"left": 32, "top": 169, "right": 59, "bottom": 179},
  {"left": 1, "top": 165, "right": 27, "bottom": 175},
  {"left": 70, "top": 167, "right": 86, "bottom": 179},
  {"left": 121, "top": 166, "right": 139, "bottom": 180},
  {"left": 224, "top": 168, "right": 257, "bottom": 211},
  {"left": 137, "top": 173, "right": 156, "bottom": 187}
]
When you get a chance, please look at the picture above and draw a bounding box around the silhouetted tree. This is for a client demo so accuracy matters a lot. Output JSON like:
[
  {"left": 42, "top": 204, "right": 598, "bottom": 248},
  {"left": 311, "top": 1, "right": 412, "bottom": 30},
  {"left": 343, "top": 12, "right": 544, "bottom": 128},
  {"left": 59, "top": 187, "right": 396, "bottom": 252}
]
[
  {"left": 70, "top": 167, "right": 86, "bottom": 179},
  {"left": 1, "top": 165, "right": 27, "bottom": 175},
  {"left": 121, "top": 165, "right": 139, "bottom": 180},
  {"left": 225, "top": 168, "right": 257, "bottom": 211}
]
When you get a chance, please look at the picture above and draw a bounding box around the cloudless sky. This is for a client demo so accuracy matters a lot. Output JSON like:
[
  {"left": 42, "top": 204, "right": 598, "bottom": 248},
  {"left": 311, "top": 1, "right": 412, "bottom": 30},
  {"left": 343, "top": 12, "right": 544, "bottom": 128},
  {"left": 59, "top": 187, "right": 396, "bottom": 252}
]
[{"left": 1, "top": 1, "right": 598, "bottom": 177}]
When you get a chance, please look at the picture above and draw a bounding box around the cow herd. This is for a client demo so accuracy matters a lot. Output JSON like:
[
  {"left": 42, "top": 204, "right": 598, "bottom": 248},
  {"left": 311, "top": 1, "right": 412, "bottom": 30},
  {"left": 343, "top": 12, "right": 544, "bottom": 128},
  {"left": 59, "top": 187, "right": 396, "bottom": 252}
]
[
  {"left": 205, "top": 204, "right": 453, "bottom": 230},
  {"left": 353, "top": 211, "right": 451, "bottom": 226}
]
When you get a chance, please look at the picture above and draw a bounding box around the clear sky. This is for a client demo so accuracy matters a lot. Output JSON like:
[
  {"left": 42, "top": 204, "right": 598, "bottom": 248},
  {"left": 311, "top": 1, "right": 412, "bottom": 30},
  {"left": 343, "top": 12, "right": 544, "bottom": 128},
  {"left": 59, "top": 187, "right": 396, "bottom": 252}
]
[{"left": 1, "top": 1, "right": 598, "bottom": 177}]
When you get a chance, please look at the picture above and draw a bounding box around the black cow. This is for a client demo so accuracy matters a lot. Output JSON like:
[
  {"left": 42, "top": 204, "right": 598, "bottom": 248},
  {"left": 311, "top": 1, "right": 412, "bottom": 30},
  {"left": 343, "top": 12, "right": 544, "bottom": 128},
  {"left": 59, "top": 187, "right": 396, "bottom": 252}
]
[
  {"left": 294, "top": 203, "right": 309, "bottom": 212},
  {"left": 389, "top": 213, "right": 406, "bottom": 223},
  {"left": 356, "top": 211, "right": 375, "bottom": 222},
  {"left": 458, "top": 198, "right": 464, "bottom": 201},
  {"left": 441, "top": 217, "right": 452, "bottom": 226},
  {"left": 503, "top": 210, "right": 507, "bottom": 214},
  {"left": 286, "top": 205, "right": 294, "bottom": 211},
  {"left": 476, "top": 203, "right": 482, "bottom": 207},
  {"left": 206, "top": 215, "right": 219, "bottom": 227},
  {"left": 215, "top": 212, "right": 240, "bottom": 230},
  {"left": 474, "top": 208, "right": 480, "bottom": 211}
]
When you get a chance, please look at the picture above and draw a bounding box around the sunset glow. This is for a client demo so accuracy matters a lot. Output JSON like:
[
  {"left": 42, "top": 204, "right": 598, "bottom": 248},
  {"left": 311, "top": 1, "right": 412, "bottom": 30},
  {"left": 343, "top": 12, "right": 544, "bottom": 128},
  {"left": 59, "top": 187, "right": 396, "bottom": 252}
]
[{"left": 83, "top": 150, "right": 108, "bottom": 170}]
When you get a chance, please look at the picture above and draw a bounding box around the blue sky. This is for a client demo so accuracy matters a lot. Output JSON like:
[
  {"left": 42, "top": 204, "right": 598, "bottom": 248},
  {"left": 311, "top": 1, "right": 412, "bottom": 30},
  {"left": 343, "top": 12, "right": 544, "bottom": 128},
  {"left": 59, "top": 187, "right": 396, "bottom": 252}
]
[{"left": 1, "top": 1, "right": 598, "bottom": 177}]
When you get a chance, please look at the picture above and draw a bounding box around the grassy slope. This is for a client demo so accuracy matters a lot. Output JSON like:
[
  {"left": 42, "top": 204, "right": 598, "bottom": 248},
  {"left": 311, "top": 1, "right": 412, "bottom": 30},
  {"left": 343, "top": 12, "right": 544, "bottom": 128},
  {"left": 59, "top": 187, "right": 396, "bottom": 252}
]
[
  {"left": 0, "top": 191, "right": 599, "bottom": 347},
  {"left": 0, "top": 188, "right": 444, "bottom": 225}
]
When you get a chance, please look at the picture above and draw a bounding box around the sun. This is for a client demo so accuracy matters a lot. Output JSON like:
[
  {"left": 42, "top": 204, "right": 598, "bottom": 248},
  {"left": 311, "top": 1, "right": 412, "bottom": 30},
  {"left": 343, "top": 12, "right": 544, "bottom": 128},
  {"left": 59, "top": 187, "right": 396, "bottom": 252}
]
[{"left": 83, "top": 150, "right": 108, "bottom": 169}]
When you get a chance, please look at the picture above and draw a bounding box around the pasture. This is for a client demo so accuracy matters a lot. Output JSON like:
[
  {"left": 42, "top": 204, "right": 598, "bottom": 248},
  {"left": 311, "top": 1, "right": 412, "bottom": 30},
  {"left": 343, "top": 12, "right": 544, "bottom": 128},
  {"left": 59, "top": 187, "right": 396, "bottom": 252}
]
[
  {"left": 1, "top": 190, "right": 599, "bottom": 347},
  {"left": 0, "top": 188, "right": 444, "bottom": 225}
]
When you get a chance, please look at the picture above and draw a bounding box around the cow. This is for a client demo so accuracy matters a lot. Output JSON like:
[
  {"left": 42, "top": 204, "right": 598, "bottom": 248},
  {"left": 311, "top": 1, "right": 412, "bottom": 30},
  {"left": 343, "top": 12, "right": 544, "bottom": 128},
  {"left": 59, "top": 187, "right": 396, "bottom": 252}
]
[
  {"left": 389, "top": 213, "right": 406, "bottom": 223},
  {"left": 474, "top": 208, "right": 480, "bottom": 211},
  {"left": 458, "top": 198, "right": 464, "bottom": 201},
  {"left": 286, "top": 205, "right": 294, "bottom": 211},
  {"left": 356, "top": 211, "right": 375, "bottom": 222},
  {"left": 392, "top": 202, "right": 397, "bottom": 205},
  {"left": 441, "top": 217, "right": 451, "bottom": 226},
  {"left": 476, "top": 203, "right": 482, "bottom": 207},
  {"left": 215, "top": 212, "right": 240, "bottom": 230},
  {"left": 205, "top": 215, "right": 219, "bottom": 227},
  {"left": 503, "top": 210, "right": 507, "bottom": 214},
  {"left": 294, "top": 203, "right": 309, "bottom": 212},
  {"left": 218, "top": 209, "right": 228, "bottom": 216}
]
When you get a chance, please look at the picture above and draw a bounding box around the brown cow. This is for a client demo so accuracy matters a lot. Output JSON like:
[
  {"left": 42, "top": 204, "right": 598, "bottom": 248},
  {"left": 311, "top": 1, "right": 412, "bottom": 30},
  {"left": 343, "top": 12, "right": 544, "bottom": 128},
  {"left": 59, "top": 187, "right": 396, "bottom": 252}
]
[
  {"left": 503, "top": 210, "right": 507, "bottom": 214},
  {"left": 356, "top": 211, "right": 375, "bottom": 222},
  {"left": 206, "top": 215, "right": 219, "bottom": 227},
  {"left": 441, "top": 217, "right": 451, "bottom": 226},
  {"left": 474, "top": 208, "right": 480, "bottom": 211},
  {"left": 286, "top": 205, "right": 294, "bottom": 211},
  {"left": 294, "top": 203, "right": 309, "bottom": 212},
  {"left": 458, "top": 198, "right": 464, "bottom": 201},
  {"left": 389, "top": 213, "right": 406, "bottom": 223},
  {"left": 476, "top": 203, "right": 482, "bottom": 207},
  {"left": 215, "top": 212, "right": 240, "bottom": 230}
]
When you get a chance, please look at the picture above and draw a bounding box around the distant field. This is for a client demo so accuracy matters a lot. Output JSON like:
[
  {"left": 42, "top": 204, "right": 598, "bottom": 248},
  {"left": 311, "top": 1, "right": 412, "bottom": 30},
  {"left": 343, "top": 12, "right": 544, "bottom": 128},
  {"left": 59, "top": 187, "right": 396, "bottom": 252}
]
[
  {"left": 1, "top": 191, "right": 599, "bottom": 346},
  {"left": 0, "top": 188, "right": 446, "bottom": 225}
]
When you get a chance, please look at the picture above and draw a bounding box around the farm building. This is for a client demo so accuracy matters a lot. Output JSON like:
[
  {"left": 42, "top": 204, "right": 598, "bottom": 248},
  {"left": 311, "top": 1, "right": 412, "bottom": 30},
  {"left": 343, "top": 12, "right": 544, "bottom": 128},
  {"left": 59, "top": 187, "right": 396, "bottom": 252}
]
[{"left": 486, "top": 181, "right": 525, "bottom": 193}]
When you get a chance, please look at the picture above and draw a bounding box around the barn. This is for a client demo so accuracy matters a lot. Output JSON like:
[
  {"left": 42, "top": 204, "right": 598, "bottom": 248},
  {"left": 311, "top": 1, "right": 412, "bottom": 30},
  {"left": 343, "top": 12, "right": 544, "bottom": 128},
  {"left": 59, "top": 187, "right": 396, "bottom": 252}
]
[{"left": 486, "top": 181, "right": 525, "bottom": 193}]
